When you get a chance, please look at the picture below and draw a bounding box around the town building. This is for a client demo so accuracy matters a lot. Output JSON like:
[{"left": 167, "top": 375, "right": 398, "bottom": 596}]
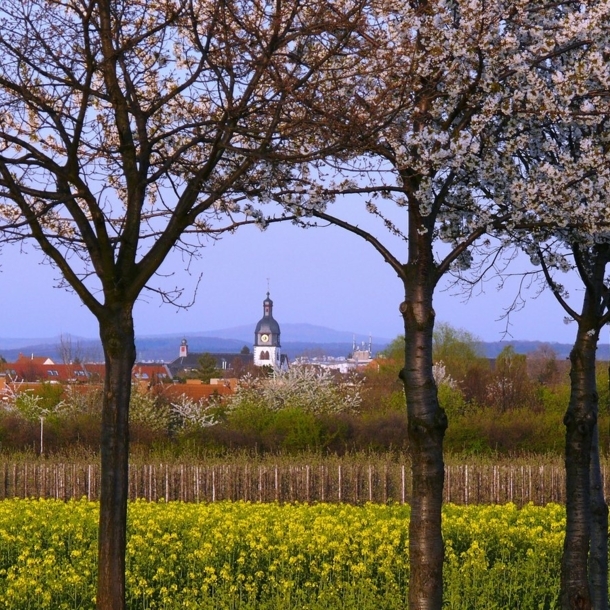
[
  {"left": 253, "top": 292, "right": 288, "bottom": 370},
  {"left": 1, "top": 353, "right": 171, "bottom": 386},
  {"left": 294, "top": 337, "right": 374, "bottom": 375},
  {"left": 351, "top": 336, "right": 374, "bottom": 365},
  {"left": 167, "top": 339, "right": 253, "bottom": 378},
  {"left": 292, "top": 336, "right": 373, "bottom": 373},
  {"left": 2, "top": 292, "right": 290, "bottom": 389},
  {"left": 169, "top": 292, "right": 289, "bottom": 378}
]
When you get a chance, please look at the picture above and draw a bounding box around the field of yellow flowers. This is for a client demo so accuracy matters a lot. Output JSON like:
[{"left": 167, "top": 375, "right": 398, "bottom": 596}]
[{"left": 0, "top": 499, "right": 564, "bottom": 609}]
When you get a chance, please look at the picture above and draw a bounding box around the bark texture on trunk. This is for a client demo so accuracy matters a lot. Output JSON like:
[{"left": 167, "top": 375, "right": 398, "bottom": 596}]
[
  {"left": 96, "top": 309, "right": 136, "bottom": 610},
  {"left": 402, "top": 256, "right": 447, "bottom": 610},
  {"left": 561, "top": 326, "right": 597, "bottom": 610},
  {"left": 589, "top": 422, "right": 608, "bottom": 610}
]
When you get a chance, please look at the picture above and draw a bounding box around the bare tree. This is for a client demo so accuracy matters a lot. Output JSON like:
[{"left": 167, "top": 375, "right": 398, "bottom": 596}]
[
  {"left": 57, "top": 333, "right": 84, "bottom": 364},
  {"left": 0, "top": 1, "right": 372, "bottom": 608},
  {"left": 527, "top": 344, "right": 561, "bottom": 386},
  {"left": 270, "top": 2, "right": 610, "bottom": 607}
]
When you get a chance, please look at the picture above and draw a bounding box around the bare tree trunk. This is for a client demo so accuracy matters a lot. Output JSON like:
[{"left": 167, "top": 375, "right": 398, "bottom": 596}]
[
  {"left": 589, "top": 420, "right": 608, "bottom": 610},
  {"left": 402, "top": 255, "right": 447, "bottom": 610},
  {"left": 96, "top": 308, "right": 135, "bottom": 610},
  {"left": 561, "top": 326, "right": 597, "bottom": 610}
]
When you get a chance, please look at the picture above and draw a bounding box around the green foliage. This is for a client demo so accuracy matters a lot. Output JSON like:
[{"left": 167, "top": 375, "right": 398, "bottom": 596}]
[
  {"left": 427, "top": 324, "right": 492, "bottom": 408},
  {"left": 433, "top": 323, "right": 485, "bottom": 383},
  {"left": 35, "top": 384, "right": 64, "bottom": 413},
  {"left": 2, "top": 346, "right": 610, "bottom": 456},
  {"left": 225, "top": 401, "right": 274, "bottom": 436},
  {"left": 596, "top": 361, "right": 610, "bottom": 414},
  {"left": 445, "top": 406, "right": 565, "bottom": 454},
  {"left": 222, "top": 403, "right": 323, "bottom": 452},
  {"left": 381, "top": 335, "right": 404, "bottom": 361},
  {"left": 437, "top": 384, "right": 468, "bottom": 419},
  {"left": 495, "top": 345, "right": 527, "bottom": 374},
  {"left": 538, "top": 384, "right": 571, "bottom": 415},
  {"left": 12, "top": 391, "right": 44, "bottom": 421},
  {"left": 263, "top": 407, "right": 322, "bottom": 452},
  {"left": 197, "top": 353, "right": 220, "bottom": 383},
  {"left": 379, "top": 390, "right": 406, "bottom": 414},
  {"left": 10, "top": 384, "right": 64, "bottom": 422}
]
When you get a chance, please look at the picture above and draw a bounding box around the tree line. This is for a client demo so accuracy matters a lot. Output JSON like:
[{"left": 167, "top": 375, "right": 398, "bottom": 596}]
[{"left": 1, "top": 327, "right": 605, "bottom": 457}]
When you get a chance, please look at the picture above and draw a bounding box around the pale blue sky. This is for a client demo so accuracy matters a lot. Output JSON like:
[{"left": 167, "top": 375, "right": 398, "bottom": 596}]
[{"left": 0, "top": 196, "right": 593, "bottom": 347}]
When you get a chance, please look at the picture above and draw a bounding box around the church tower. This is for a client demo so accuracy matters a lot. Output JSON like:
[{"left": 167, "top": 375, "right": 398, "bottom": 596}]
[{"left": 253, "top": 292, "right": 282, "bottom": 368}]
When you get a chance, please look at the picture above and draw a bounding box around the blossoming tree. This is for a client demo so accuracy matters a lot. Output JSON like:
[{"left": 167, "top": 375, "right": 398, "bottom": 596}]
[
  {"left": 542, "top": 242, "right": 610, "bottom": 609},
  {"left": 0, "top": 0, "right": 374, "bottom": 607},
  {"left": 506, "top": 98, "right": 610, "bottom": 610},
  {"left": 273, "top": 1, "right": 610, "bottom": 607}
]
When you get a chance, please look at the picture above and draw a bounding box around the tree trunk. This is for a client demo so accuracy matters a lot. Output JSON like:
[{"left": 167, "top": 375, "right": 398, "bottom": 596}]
[
  {"left": 401, "top": 264, "right": 447, "bottom": 610},
  {"left": 589, "top": 421, "right": 608, "bottom": 610},
  {"left": 96, "top": 308, "right": 136, "bottom": 610},
  {"left": 561, "top": 325, "right": 598, "bottom": 610}
]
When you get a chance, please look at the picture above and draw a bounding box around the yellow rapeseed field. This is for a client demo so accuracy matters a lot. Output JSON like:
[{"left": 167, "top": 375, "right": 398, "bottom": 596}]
[{"left": 0, "top": 499, "right": 564, "bottom": 609}]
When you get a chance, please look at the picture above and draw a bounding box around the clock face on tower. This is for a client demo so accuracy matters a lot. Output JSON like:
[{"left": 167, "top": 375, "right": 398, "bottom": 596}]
[{"left": 260, "top": 334, "right": 269, "bottom": 343}]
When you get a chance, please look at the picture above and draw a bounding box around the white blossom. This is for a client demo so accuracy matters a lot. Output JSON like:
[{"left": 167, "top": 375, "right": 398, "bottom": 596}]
[
  {"left": 225, "top": 368, "right": 363, "bottom": 415},
  {"left": 170, "top": 394, "right": 219, "bottom": 429}
]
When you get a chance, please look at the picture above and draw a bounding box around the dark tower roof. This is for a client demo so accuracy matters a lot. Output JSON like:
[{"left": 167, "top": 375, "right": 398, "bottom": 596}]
[{"left": 254, "top": 292, "right": 281, "bottom": 345}]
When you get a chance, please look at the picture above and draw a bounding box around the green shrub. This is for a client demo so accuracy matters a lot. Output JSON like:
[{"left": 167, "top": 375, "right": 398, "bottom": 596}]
[
  {"left": 379, "top": 390, "right": 406, "bottom": 414},
  {"left": 537, "top": 384, "right": 569, "bottom": 414},
  {"left": 264, "top": 408, "right": 322, "bottom": 452},
  {"left": 437, "top": 384, "right": 469, "bottom": 419},
  {"left": 445, "top": 406, "right": 564, "bottom": 455}
]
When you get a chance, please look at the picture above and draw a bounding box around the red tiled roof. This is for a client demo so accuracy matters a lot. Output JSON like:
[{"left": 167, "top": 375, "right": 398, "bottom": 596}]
[
  {"left": 15, "top": 354, "right": 53, "bottom": 365},
  {"left": 10, "top": 362, "right": 89, "bottom": 383},
  {"left": 8, "top": 358, "right": 171, "bottom": 384}
]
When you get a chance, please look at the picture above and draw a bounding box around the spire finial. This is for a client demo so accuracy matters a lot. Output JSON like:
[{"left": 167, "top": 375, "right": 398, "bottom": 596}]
[{"left": 266, "top": 277, "right": 270, "bottom": 296}]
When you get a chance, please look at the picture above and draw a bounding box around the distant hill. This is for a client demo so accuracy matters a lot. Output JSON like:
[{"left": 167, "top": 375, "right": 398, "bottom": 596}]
[
  {"left": 178, "top": 322, "right": 387, "bottom": 345},
  {"left": 0, "top": 326, "right": 581, "bottom": 363},
  {"left": 0, "top": 324, "right": 391, "bottom": 362},
  {"left": 479, "top": 340, "right": 574, "bottom": 360},
  {"left": 131, "top": 323, "right": 392, "bottom": 361}
]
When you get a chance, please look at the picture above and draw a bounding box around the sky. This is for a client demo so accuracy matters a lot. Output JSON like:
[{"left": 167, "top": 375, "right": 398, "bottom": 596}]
[{"left": 0, "top": 196, "right": 596, "bottom": 348}]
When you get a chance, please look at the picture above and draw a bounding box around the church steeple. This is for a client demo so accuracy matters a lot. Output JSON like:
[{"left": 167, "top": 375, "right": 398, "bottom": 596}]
[
  {"left": 254, "top": 291, "right": 282, "bottom": 367},
  {"left": 263, "top": 292, "right": 272, "bottom": 317}
]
